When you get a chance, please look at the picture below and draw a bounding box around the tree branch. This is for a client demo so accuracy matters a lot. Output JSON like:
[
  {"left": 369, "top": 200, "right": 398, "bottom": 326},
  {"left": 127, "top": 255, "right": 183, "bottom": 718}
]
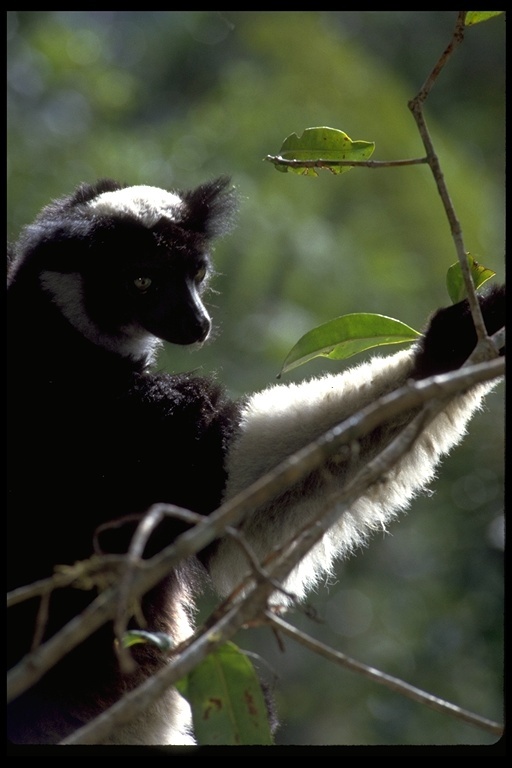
[
  {"left": 265, "top": 156, "right": 428, "bottom": 170},
  {"left": 60, "top": 354, "right": 504, "bottom": 744},
  {"left": 8, "top": 358, "right": 503, "bottom": 725},
  {"left": 265, "top": 612, "right": 503, "bottom": 737},
  {"left": 408, "top": 11, "right": 488, "bottom": 343}
]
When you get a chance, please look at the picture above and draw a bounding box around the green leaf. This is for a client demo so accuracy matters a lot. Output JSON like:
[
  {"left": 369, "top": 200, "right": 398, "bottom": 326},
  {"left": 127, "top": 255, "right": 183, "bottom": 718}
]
[
  {"left": 446, "top": 254, "right": 496, "bottom": 304},
  {"left": 121, "top": 630, "right": 175, "bottom": 652},
  {"left": 176, "top": 642, "right": 273, "bottom": 745},
  {"left": 465, "top": 11, "right": 504, "bottom": 26},
  {"left": 268, "top": 126, "right": 375, "bottom": 176},
  {"left": 280, "top": 313, "right": 421, "bottom": 376}
]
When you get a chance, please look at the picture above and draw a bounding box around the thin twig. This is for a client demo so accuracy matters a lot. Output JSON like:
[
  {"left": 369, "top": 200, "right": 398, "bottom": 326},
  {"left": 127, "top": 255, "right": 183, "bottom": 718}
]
[
  {"left": 410, "top": 12, "right": 467, "bottom": 105},
  {"left": 408, "top": 11, "right": 488, "bottom": 342},
  {"left": 6, "top": 555, "right": 127, "bottom": 608},
  {"left": 265, "top": 612, "right": 503, "bottom": 737},
  {"left": 265, "top": 156, "right": 428, "bottom": 169}
]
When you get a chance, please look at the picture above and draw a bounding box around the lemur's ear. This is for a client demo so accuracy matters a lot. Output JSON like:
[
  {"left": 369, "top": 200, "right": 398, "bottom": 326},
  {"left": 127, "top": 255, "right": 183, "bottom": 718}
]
[{"left": 181, "top": 177, "right": 238, "bottom": 238}]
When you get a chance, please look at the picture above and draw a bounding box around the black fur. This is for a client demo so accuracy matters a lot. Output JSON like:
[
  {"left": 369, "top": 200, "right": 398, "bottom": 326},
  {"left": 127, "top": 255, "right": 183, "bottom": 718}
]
[
  {"left": 7, "top": 178, "right": 241, "bottom": 744},
  {"left": 411, "top": 283, "right": 505, "bottom": 379}
]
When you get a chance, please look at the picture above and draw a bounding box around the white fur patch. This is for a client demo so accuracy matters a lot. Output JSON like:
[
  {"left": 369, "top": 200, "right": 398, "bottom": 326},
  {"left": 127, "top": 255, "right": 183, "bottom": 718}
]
[
  {"left": 40, "top": 270, "right": 161, "bottom": 364},
  {"left": 210, "top": 350, "right": 497, "bottom": 604},
  {"left": 85, "top": 185, "right": 185, "bottom": 228}
]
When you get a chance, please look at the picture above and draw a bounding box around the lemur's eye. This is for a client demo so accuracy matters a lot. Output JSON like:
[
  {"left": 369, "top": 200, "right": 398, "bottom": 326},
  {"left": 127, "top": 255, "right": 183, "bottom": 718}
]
[
  {"left": 133, "top": 277, "right": 152, "bottom": 293},
  {"left": 195, "top": 266, "right": 207, "bottom": 284}
]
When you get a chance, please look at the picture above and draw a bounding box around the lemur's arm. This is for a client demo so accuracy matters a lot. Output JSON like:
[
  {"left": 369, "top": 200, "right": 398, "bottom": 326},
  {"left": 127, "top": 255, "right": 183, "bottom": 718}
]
[{"left": 208, "top": 285, "right": 505, "bottom": 602}]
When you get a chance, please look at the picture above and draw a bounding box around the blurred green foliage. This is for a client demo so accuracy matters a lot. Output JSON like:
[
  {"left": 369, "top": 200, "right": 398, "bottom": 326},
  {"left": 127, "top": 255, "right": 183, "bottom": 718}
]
[{"left": 7, "top": 11, "right": 504, "bottom": 747}]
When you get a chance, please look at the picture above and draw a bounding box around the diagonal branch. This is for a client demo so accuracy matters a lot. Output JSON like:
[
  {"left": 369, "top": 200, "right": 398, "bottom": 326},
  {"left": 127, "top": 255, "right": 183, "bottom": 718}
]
[
  {"left": 7, "top": 357, "right": 503, "bottom": 707},
  {"left": 265, "top": 612, "right": 503, "bottom": 737},
  {"left": 408, "top": 11, "right": 489, "bottom": 343},
  {"left": 59, "top": 357, "right": 504, "bottom": 744}
]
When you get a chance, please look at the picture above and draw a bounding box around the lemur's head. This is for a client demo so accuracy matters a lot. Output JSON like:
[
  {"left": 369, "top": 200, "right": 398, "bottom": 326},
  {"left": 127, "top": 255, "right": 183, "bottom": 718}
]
[{"left": 8, "top": 177, "right": 237, "bottom": 361}]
